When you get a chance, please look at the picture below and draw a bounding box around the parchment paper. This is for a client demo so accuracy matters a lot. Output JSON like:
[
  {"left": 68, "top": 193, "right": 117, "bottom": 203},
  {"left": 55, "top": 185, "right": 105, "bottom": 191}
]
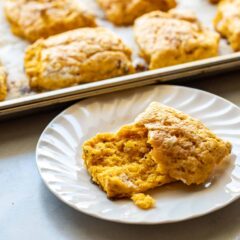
[{"left": 0, "top": 0, "right": 233, "bottom": 100}]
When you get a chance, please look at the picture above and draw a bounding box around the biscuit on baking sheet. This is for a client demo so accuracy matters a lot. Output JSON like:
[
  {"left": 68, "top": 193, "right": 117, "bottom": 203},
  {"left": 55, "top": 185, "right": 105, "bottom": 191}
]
[
  {"left": 97, "top": 0, "right": 177, "bottom": 25},
  {"left": 214, "top": 0, "right": 240, "bottom": 51},
  {"left": 0, "top": 65, "right": 7, "bottom": 101},
  {"left": 134, "top": 10, "right": 220, "bottom": 69},
  {"left": 4, "top": 0, "right": 96, "bottom": 42},
  {"left": 25, "top": 27, "right": 135, "bottom": 91}
]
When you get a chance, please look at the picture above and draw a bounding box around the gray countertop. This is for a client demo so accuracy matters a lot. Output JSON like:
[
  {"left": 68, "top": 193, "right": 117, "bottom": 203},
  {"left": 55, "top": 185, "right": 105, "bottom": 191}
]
[{"left": 1, "top": 71, "right": 240, "bottom": 240}]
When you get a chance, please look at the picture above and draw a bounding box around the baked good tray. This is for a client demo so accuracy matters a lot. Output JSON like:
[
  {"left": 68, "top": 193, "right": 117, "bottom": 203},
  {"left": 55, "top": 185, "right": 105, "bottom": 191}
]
[{"left": 0, "top": 0, "right": 240, "bottom": 118}]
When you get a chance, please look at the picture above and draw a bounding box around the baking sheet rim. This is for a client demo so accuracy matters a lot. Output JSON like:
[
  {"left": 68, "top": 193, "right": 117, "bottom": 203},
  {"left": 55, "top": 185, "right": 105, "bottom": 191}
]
[{"left": 0, "top": 52, "right": 240, "bottom": 115}]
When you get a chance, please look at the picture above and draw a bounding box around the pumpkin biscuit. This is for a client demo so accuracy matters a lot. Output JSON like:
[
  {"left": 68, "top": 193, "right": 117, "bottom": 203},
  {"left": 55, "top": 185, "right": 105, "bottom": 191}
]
[
  {"left": 214, "top": 0, "right": 240, "bottom": 51},
  {"left": 4, "top": 0, "right": 96, "bottom": 42},
  {"left": 134, "top": 10, "right": 220, "bottom": 69},
  {"left": 25, "top": 27, "right": 135, "bottom": 90},
  {"left": 82, "top": 102, "right": 231, "bottom": 208},
  {"left": 97, "top": 0, "right": 177, "bottom": 25},
  {"left": 135, "top": 102, "right": 231, "bottom": 185}
]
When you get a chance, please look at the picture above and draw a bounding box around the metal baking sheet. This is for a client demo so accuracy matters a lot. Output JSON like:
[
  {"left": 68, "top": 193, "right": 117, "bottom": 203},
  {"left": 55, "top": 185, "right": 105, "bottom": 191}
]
[{"left": 0, "top": 0, "right": 240, "bottom": 117}]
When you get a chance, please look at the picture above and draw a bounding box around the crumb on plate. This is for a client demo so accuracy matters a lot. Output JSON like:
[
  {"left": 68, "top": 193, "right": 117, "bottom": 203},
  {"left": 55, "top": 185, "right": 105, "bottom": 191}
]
[{"left": 131, "top": 193, "right": 155, "bottom": 209}]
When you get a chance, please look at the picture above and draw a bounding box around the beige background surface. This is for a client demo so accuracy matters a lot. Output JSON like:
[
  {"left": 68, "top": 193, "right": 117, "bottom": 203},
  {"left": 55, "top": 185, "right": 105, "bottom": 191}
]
[{"left": 1, "top": 71, "right": 240, "bottom": 240}]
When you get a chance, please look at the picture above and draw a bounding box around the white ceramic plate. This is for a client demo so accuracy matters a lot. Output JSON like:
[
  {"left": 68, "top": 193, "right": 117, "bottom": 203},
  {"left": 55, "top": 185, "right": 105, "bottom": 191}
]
[{"left": 36, "top": 85, "right": 240, "bottom": 224}]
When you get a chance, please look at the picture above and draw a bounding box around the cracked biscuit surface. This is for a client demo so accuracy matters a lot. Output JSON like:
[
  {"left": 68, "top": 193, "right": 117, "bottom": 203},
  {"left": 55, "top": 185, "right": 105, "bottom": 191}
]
[
  {"left": 25, "top": 27, "right": 135, "bottom": 90},
  {"left": 97, "top": 0, "right": 177, "bottom": 25},
  {"left": 82, "top": 102, "right": 231, "bottom": 208},
  {"left": 135, "top": 102, "right": 232, "bottom": 185},
  {"left": 4, "top": 0, "right": 96, "bottom": 42},
  {"left": 0, "top": 64, "right": 7, "bottom": 101},
  {"left": 134, "top": 10, "right": 220, "bottom": 69},
  {"left": 214, "top": 0, "right": 240, "bottom": 51}
]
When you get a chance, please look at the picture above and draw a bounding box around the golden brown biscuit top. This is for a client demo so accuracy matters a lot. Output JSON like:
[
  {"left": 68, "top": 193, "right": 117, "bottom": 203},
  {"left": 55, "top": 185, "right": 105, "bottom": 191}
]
[
  {"left": 134, "top": 9, "right": 220, "bottom": 69},
  {"left": 5, "top": 0, "right": 92, "bottom": 27},
  {"left": 4, "top": 0, "right": 96, "bottom": 42},
  {"left": 41, "top": 27, "right": 131, "bottom": 56},
  {"left": 99, "top": 0, "right": 177, "bottom": 11},
  {"left": 25, "top": 27, "right": 134, "bottom": 90},
  {"left": 97, "top": 0, "right": 177, "bottom": 25},
  {"left": 214, "top": 0, "right": 240, "bottom": 51},
  {"left": 135, "top": 102, "right": 232, "bottom": 185},
  {"left": 214, "top": 0, "right": 240, "bottom": 28},
  {"left": 27, "top": 27, "right": 132, "bottom": 73},
  {"left": 134, "top": 10, "right": 211, "bottom": 55}
]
